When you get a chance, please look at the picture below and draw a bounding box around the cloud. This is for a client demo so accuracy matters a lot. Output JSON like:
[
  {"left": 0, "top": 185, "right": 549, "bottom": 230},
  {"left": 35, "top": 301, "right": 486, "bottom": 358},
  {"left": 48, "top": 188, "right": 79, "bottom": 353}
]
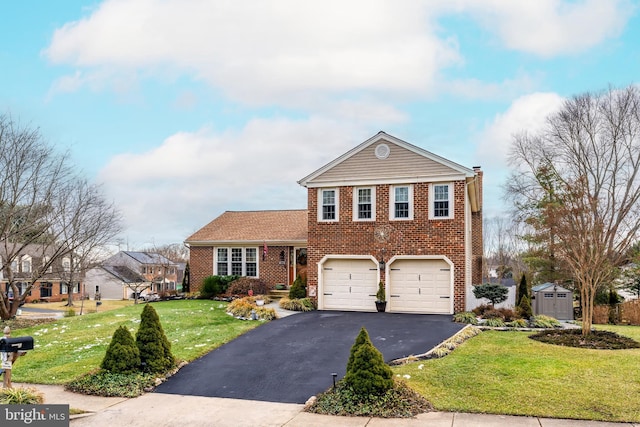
[
  {"left": 457, "top": 0, "right": 634, "bottom": 57},
  {"left": 476, "top": 92, "right": 565, "bottom": 169},
  {"left": 44, "top": 0, "right": 461, "bottom": 109},
  {"left": 97, "top": 117, "right": 374, "bottom": 245}
]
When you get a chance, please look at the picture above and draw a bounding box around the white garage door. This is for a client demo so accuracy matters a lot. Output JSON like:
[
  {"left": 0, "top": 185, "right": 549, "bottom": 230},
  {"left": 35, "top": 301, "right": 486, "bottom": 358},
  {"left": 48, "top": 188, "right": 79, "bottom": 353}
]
[
  {"left": 389, "top": 259, "right": 452, "bottom": 314},
  {"left": 322, "top": 258, "right": 378, "bottom": 311}
]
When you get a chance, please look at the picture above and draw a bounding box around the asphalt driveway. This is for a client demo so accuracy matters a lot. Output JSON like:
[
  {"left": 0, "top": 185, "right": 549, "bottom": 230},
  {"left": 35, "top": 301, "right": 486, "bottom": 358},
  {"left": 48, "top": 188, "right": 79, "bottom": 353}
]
[{"left": 155, "top": 310, "right": 464, "bottom": 404}]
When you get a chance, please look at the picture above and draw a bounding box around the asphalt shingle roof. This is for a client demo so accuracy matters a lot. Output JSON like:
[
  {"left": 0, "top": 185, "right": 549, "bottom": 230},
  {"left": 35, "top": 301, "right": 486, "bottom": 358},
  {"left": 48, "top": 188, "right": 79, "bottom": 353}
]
[
  {"left": 185, "top": 210, "right": 308, "bottom": 243},
  {"left": 102, "top": 265, "right": 147, "bottom": 283}
]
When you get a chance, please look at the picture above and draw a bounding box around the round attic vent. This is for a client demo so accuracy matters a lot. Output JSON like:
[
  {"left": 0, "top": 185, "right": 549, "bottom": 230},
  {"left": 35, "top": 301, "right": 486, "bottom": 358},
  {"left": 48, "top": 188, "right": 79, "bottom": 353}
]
[{"left": 374, "top": 143, "right": 390, "bottom": 159}]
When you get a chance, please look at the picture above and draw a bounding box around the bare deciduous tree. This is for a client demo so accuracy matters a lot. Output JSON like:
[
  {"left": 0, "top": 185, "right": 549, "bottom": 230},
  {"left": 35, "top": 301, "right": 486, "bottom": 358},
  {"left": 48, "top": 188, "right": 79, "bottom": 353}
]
[
  {"left": 506, "top": 86, "right": 640, "bottom": 336},
  {"left": 0, "top": 114, "right": 122, "bottom": 319}
]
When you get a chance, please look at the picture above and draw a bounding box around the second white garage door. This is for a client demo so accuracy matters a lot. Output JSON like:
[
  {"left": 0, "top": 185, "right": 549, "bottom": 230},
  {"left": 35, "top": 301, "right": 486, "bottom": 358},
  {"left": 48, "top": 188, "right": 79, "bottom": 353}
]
[
  {"left": 322, "top": 258, "right": 378, "bottom": 311},
  {"left": 389, "top": 259, "right": 453, "bottom": 314}
]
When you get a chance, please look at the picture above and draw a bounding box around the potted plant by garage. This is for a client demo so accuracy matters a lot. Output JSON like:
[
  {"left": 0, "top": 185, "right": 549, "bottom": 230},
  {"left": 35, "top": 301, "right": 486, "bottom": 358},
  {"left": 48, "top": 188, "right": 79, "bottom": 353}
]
[{"left": 375, "top": 281, "right": 387, "bottom": 312}]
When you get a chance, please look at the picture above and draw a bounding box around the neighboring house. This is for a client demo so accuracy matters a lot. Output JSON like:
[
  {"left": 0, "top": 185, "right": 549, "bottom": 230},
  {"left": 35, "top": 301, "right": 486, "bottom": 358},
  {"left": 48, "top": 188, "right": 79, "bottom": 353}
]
[
  {"left": 101, "top": 251, "right": 180, "bottom": 294},
  {"left": 84, "top": 265, "right": 150, "bottom": 300},
  {"left": 188, "top": 131, "right": 483, "bottom": 314},
  {"left": 185, "top": 210, "right": 308, "bottom": 291},
  {"left": 0, "top": 244, "right": 84, "bottom": 303}
]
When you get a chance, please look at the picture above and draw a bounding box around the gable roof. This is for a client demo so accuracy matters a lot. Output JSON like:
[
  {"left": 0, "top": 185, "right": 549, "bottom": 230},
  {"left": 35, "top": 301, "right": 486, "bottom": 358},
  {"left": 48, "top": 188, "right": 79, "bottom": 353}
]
[
  {"left": 121, "top": 251, "right": 175, "bottom": 265},
  {"left": 532, "top": 283, "right": 572, "bottom": 293},
  {"left": 102, "top": 265, "right": 147, "bottom": 283},
  {"left": 298, "top": 131, "right": 477, "bottom": 188},
  {"left": 185, "top": 210, "right": 308, "bottom": 245}
]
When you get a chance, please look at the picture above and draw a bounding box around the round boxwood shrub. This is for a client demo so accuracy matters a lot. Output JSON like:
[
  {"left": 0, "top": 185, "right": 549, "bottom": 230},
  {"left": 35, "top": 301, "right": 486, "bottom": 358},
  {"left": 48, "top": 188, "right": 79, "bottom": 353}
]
[
  {"left": 101, "top": 325, "right": 141, "bottom": 373},
  {"left": 136, "top": 304, "right": 175, "bottom": 373},
  {"left": 344, "top": 327, "right": 394, "bottom": 396}
]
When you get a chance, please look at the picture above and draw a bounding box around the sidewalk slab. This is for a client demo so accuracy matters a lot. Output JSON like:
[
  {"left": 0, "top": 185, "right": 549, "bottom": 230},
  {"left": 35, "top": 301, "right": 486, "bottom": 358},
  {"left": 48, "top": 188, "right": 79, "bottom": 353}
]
[
  {"left": 453, "top": 413, "right": 540, "bottom": 427},
  {"left": 539, "top": 418, "right": 638, "bottom": 427},
  {"left": 368, "top": 411, "right": 455, "bottom": 426}
]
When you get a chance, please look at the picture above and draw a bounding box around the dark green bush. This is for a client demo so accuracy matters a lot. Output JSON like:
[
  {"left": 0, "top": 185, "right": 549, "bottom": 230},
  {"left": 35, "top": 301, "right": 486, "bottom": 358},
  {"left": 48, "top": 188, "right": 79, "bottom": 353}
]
[
  {"left": 289, "top": 275, "right": 307, "bottom": 299},
  {"left": 136, "top": 304, "right": 175, "bottom": 374},
  {"left": 101, "top": 325, "right": 141, "bottom": 373},
  {"left": 343, "top": 327, "right": 393, "bottom": 396},
  {"left": 201, "top": 275, "right": 238, "bottom": 298},
  {"left": 517, "top": 295, "right": 533, "bottom": 319}
]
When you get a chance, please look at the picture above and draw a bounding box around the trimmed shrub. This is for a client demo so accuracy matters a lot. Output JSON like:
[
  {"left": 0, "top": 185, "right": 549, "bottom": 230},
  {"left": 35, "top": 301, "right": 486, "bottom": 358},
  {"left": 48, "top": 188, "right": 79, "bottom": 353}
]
[
  {"left": 517, "top": 295, "right": 533, "bottom": 319},
  {"left": 136, "top": 304, "right": 175, "bottom": 374},
  {"left": 453, "top": 312, "right": 478, "bottom": 325},
  {"left": 101, "top": 325, "right": 141, "bottom": 373},
  {"left": 289, "top": 275, "right": 307, "bottom": 299},
  {"left": 482, "top": 309, "right": 505, "bottom": 320},
  {"left": 344, "top": 327, "right": 394, "bottom": 396},
  {"left": 472, "top": 283, "right": 509, "bottom": 307},
  {"left": 227, "top": 277, "right": 268, "bottom": 296},
  {"left": 516, "top": 274, "right": 528, "bottom": 307},
  {"left": 201, "top": 275, "right": 239, "bottom": 298},
  {"left": 472, "top": 304, "right": 492, "bottom": 317}
]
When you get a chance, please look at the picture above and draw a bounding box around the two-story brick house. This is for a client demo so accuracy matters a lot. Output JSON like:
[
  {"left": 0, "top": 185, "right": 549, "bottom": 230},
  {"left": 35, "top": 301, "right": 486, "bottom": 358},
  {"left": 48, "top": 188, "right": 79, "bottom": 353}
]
[
  {"left": 187, "top": 132, "right": 482, "bottom": 314},
  {"left": 297, "top": 132, "right": 482, "bottom": 314},
  {"left": 1, "top": 244, "right": 84, "bottom": 303}
]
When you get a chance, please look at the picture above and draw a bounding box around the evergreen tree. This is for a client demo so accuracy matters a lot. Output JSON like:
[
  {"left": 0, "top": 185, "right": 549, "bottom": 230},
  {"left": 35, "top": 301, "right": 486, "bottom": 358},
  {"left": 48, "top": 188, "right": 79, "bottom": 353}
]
[
  {"left": 472, "top": 283, "right": 509, "bottom": 307},
  {"left": 343, "top": 327, "right": 393, "bottom": 396},
  {"left": 516, "top": 274, "right": 528, "bottom": 307},
  {"left": 101, "top": 326, "right": 140, "bottom": 373},
  {"left": 182, "top": 262, "right": 190, "bottom": 293},
  {"left": 517, "top": 295, "right": 533, "bottom": 319},
  {"left": 136, "top": 304, "right": 175, "bottom": 373}
]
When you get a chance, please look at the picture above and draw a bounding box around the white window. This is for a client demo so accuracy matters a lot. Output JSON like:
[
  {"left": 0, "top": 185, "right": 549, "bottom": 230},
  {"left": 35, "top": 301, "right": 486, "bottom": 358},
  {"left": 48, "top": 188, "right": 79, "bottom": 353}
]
[
  {"left": 318, "top": 188, "right": 339, "bottom": 221},
  {"left": 390, "top": 185, "right": 413, "bottom": 220},
  {"left": 215, "top": 247, "right": 258, "bottom": 277},
  {"left": 429, "top": 183, "right": 454, "bottom": 219},
  {"left": 216, "top": 248, "right": 228, "bottom": 275},
  {"left": 353, "top": 187, "right": 375, "bottom": 221},
  {"left": 10, "top": 259, "right": 18, "bottom": 272},
  {"left": 62, "top": 257, "right": 71, "bottom": 272},
  {"left": 21, "top": 256, "right": 32, "bottom": 274},
  {"left": 42, "top": 257, "right": 52, "bottom": 273}
]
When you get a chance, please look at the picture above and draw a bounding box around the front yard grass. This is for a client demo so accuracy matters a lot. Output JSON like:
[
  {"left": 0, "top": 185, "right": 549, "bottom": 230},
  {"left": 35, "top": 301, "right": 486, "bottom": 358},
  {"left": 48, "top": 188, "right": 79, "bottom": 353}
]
[
  {"left": 7, "top": 300, "right": 260, "bottom": 384},
  {"left": 393, "top": 326, "right": 640, "bottom": 422}
]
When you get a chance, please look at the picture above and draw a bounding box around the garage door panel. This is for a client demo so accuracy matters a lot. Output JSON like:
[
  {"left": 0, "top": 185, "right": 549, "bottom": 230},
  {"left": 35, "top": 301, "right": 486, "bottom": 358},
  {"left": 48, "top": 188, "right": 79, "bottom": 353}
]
[
  {"left": 322, "top": 259, "right": 378, "bottom": 311},
  {"left": 389, "top": 259, "right": 452, "bottom": 314}
]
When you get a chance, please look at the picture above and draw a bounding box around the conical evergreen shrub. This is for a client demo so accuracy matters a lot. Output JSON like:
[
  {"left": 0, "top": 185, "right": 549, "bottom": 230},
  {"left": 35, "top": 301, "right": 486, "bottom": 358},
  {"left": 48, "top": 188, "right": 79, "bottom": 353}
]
[
  {"left": 101, "top": 325, "right": 141, "bottom": 373},
  {"left": 343, "top": 327, "right": 393, "bottom": 396},
  {"left": 517, "top": 274, "right": 528, "bottom": 306},
  {"left": 136, "top": 304, "right": 175, "bottom": 373},
  {"left": 517, "top": 295, "right": 533, "bottom": 319}
]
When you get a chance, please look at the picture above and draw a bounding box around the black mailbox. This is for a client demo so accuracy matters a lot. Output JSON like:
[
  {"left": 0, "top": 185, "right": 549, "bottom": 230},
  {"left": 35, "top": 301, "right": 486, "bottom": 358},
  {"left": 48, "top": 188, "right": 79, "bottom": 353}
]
[{"left": 0, "top": 336, "right": 34, "bottom": 352}]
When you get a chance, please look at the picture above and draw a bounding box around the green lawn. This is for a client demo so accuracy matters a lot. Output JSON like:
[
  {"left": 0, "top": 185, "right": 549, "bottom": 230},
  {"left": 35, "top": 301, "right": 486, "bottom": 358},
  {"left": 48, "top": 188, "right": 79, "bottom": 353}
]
[
  {"left": 393, "top": 326, "right": 640, "bottom": 422},
  {"left": 9, "top": 300, "right": 261, "bottom": 384}
]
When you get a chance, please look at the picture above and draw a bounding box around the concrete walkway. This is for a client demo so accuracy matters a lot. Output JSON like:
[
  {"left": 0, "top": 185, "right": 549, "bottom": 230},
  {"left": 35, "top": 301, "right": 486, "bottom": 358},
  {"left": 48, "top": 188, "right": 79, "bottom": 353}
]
[{"left": 17, "top": 384, "right": 638, "bottom": 427}]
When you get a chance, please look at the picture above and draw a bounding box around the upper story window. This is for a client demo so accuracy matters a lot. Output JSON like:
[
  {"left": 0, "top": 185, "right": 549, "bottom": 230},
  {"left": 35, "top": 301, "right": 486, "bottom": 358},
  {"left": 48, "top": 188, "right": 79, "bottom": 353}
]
[
  {"left": 21, "top": 256, "right": 32, "bottom": 273},
  {"left": 62, "top": 257, "right": 71, "bottom": 272},
  {"left": 390, "top": 185, "right": 413, "bottom": 220},
  {"left": 430, "top": 183, "right": 454, "bottom": 219},
  {"left": 42, "top": 256, "right": 52, "bottom": 273},
  {"left": 318, "top": 188, "right": 339, "bottom": 222},
  {"left": 353, "top": 187, "right": 375, "bottom": 221},
  {"left": 10, "top": 259, "right": 18, "bottom": 272},
  {"left": 215, "top": 247, "right": 258, "bottom": 278}
]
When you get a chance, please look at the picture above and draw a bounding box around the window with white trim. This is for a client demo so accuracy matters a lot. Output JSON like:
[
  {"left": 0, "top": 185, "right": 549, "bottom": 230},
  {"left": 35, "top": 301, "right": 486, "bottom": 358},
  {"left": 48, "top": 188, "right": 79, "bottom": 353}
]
[
  {"left": 390, "top": 185, "right": 413, "bottom": 220},
  {"left": 215, "top": 247, "right": 259, "bottom": 277},
  {"left": 353, "top": 187, "right": 375, "bottom": 221},
  {"left": 62, "top": 257, "right": 71, "bottom": 272},
  {"left": 430, "top": 183, "right": 453, "bottom": 219},
  {"left": 318, "top": 188, "right": 339, "bottom": 221},
  {"left": 217, "top": 248, "right": 229, "bottom": 276},
  {"left": 21, "top": 255, "right": 32, "bottom": 273}
]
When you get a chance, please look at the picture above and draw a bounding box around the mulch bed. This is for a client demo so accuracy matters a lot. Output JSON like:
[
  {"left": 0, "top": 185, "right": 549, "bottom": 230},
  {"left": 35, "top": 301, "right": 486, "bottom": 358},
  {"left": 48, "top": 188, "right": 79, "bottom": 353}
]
[{"left": 529, "top": 329, "right": 640, "bottom": 350}]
